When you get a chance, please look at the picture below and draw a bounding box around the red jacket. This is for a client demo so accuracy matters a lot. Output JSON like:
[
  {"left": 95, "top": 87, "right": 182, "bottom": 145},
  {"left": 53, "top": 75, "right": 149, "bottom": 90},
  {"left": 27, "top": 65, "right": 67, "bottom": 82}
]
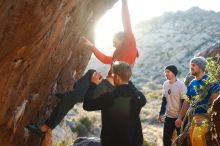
[{"left": 92, "top": 0, "right": 138, "bottom": 67}]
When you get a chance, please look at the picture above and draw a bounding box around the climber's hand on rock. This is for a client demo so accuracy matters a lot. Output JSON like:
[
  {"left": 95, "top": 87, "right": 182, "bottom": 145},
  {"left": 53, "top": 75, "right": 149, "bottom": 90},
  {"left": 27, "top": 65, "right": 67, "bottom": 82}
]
[
  {"left": 91, "top": 72, "right": 103, "bottom": 85},
  {"left": 175, "top": 118, "right": 182, "bottom": 128},
  {"left": 81, "top": 36, "right": 94, "bottom": 50}
]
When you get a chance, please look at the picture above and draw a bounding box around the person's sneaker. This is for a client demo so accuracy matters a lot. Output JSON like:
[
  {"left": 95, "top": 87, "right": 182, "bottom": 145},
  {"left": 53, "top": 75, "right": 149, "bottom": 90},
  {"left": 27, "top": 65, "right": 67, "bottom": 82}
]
[{"left": 26, "top": 124, "right": 45, "bottom": 136}]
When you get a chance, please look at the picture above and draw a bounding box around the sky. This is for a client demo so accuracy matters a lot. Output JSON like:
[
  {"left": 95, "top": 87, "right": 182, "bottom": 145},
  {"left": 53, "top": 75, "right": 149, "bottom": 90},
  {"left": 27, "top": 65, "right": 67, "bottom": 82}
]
[{"left": 95, "top": 0, "right": 220, "bottom": 55}]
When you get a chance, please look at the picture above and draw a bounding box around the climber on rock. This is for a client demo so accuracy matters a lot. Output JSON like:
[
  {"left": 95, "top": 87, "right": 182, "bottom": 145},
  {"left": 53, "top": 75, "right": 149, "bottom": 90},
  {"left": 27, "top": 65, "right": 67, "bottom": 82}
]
[
  {"left": 175, "top": 57, "right": 220, "bottom": 146},
  {"left": 26, "top": 0, "right": 140, "bottom": 142},
  {"left": 83, "top": 61, "right": 146, "bottom": 146}
]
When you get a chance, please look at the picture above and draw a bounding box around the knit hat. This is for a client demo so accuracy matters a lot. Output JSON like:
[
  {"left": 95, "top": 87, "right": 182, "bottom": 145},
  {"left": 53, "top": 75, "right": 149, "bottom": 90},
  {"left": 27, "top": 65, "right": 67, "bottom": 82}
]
[
  {"left": 165, "top": 65, "right": 178, "bottom": 76},
  {"left": 190, "top": 56, "right": 207, "bottom": 71}
]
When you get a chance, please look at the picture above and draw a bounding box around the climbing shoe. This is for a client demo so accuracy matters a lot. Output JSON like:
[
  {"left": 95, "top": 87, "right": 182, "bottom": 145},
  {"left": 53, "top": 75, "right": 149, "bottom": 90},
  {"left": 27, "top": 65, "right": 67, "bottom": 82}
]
[{"left": 26, "top": 124, "right": 45, "bottom": 137}]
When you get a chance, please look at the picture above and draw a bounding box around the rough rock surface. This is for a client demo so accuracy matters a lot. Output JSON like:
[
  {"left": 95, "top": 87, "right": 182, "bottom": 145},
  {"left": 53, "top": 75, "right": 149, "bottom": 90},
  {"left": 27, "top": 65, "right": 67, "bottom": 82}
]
[
  {"left": 0, "top": 0, "right": 117, "bottom": 146},
  {"left": 132, "top": 7, "right": 220, "bottom": 89},
  {"left": 198, "top": 42, "right": 220, "bottom": 57},
  {"left": 208, "top": 95, "right": 220, "bottom": 146}
]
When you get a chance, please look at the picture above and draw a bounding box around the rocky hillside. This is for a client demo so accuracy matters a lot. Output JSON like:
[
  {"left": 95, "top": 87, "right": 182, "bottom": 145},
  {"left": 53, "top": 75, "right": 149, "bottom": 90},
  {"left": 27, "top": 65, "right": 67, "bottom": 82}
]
[{"left": 87, "top": 7, "right": 220, "bottom": 92}]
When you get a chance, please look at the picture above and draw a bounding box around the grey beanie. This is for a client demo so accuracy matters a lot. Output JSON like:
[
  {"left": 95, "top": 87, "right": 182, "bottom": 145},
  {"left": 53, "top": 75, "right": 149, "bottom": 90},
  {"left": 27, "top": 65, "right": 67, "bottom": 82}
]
[{"left": 190, "top": 56, "right": 207, "bottom": 71}]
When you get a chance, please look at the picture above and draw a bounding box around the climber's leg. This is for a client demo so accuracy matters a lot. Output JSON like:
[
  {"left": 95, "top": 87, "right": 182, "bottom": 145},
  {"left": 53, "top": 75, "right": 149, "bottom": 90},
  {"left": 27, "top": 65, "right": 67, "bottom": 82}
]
[
  {"left": 44, "top": 94, "right": 79, "bottom": 129},
  {"left": 45, "top": 69, "right": 96, "bottom": 129},
  {"left": 27, "top": 92, "right": 79, "bottom": 133},
  {"left": 27, "top": 69, "right": 114, "bottom": 135},
  {"left": 27, "top": 69, "right": 96, "bottom": 133},
  {"left": 55, "top": 69, "right": 96, "bottom": 103}
]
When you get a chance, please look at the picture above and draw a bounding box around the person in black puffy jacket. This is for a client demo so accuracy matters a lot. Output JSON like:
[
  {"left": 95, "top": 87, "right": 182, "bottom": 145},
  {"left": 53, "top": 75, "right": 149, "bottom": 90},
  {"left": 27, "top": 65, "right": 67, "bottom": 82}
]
[{"left": 83, "top": 61, "right": 147, "bottom": 146}]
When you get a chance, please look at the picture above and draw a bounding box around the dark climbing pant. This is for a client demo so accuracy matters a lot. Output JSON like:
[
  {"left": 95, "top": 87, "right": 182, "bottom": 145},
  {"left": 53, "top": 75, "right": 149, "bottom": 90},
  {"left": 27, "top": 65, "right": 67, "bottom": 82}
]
[
  {"left": 45, "top": 69, "right": 96, "bottom": 129},
  {"left": 163, "top": 117, "right": 180, "bottom": 146}
]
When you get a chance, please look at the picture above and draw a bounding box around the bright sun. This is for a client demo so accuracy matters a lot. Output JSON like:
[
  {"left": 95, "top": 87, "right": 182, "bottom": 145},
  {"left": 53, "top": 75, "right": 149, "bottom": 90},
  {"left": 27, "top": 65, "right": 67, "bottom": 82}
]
[{"left": 95, "top": 2, "right": 122, "bottom": 56}]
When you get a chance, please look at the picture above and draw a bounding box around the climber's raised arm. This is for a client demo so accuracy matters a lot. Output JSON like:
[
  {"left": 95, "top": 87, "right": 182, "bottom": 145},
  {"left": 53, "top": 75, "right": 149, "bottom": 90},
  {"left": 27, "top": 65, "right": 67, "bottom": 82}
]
[
  {"left": 122, "top": 0, "right": 132, "bottom": 34},
  {"left": 81, "top": 37, "right": 113, "bottom": 64},
  {"left": 121, "top": 0, "right": 138, "bottom": 59}
]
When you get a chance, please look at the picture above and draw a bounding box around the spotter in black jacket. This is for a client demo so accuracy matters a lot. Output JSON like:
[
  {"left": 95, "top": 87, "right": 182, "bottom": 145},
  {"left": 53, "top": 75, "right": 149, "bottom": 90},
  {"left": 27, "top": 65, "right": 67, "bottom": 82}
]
[{"left": 83, "top": 81, "right": 147, "bottom": 146}]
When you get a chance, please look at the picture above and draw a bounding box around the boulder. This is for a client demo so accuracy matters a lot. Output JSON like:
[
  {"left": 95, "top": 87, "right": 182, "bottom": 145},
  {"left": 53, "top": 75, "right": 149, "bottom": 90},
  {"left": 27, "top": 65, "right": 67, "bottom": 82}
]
[
  {"left": 198, "top": 42, "right": 220, "bottom": 58},
  {"left": 0, "top": 0, "right": 117, "bottom": 145},
  {"left": 207, "top": 95, "right": 220, "bottom": 146}
]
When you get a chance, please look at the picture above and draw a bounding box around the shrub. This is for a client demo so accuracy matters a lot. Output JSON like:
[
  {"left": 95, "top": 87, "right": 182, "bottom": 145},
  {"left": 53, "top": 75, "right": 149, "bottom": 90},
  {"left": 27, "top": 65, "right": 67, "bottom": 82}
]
[
  {"left": 53, "top": 140, "right": 65, "bottom": 146},
  {"left": 143, "top": 140, "right": 151, "bottom": 146},
  {"left": 71, "top": 116, "right": 94, "bottom": 137},
  {"left": 147, "top": 90, "right": 161, "bottom": 100}
]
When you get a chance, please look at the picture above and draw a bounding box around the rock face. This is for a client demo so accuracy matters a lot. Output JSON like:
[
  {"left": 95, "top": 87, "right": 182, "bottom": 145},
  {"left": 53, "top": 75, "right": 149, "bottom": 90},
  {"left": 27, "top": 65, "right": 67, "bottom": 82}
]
[
  {"left": 204, "top": 95, "right": 220, "bottom": 146},
  {"left": 208, "top": 95, "right": 220, "bottom": 146},
  {"left": 198, "top": 42, "right": 220, "bottom": 57},
  {"left": 0, "top": 0, "right": 117, "bottom": 146},
  {"left": 133, "top": 7, "right": 220, "bottom": 90}
]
